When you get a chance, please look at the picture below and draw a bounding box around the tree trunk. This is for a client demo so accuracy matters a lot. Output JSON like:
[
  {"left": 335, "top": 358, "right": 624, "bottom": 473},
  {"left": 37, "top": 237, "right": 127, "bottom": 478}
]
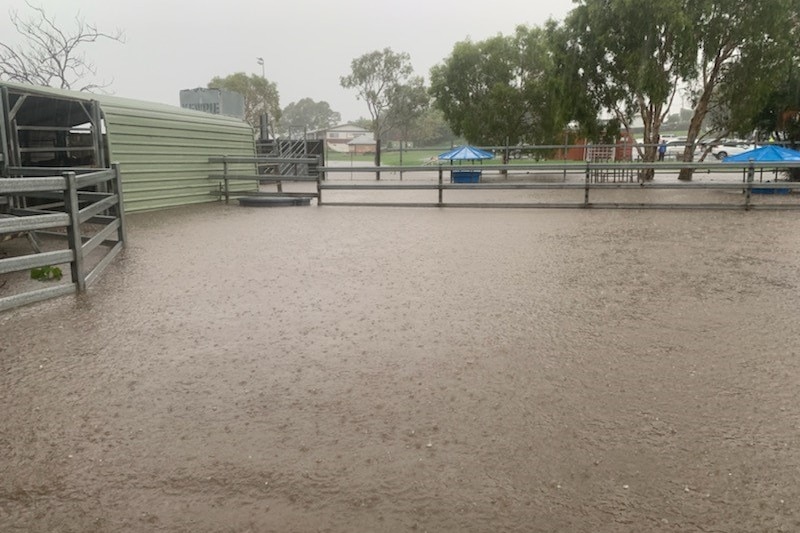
[
  {"left": 678, "top": 104, "right": 711, "bottom": 181},
  {"left": 678, "top": 54, "right": 726, "bottom": 181},
  {"left": 623, "top": 102, "right": 662, "bottom": 182},
  {"left": 639, "top": 143, "right": 658, "bottom": 181},
  {"left": 637, "top": 126, "right": 659, "bottom": 182}
]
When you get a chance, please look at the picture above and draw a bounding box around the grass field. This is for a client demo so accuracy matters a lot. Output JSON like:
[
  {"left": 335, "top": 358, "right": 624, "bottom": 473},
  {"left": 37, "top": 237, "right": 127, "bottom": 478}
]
[
  {"left": 324, "top": 148, "right": 574, "bottom": 167},
  {"left": 325, "top": 148, "right": 448, "bottom": 166}
]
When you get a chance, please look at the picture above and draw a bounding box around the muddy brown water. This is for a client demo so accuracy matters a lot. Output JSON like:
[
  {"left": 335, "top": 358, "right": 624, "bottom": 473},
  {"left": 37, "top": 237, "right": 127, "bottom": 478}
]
[{"left": 2, "top": 199, "right": 800, "bottom": 532}]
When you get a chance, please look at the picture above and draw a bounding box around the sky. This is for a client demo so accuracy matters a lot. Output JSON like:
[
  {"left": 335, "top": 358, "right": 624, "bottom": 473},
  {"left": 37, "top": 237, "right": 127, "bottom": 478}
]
[{"left": 1, "top": 0, "right": 577, "bottom": 123}]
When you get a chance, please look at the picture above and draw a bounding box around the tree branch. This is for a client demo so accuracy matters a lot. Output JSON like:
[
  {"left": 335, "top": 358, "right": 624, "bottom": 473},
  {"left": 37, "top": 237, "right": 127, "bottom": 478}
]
[{"left": 0, "top": 2, "right": 124, "bottom": 90}]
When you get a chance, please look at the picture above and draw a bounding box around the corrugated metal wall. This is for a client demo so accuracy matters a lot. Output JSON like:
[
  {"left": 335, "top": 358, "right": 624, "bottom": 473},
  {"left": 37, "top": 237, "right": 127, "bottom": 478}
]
[{"left": 100, "top": 96, "right": 256, "bottom": 213}]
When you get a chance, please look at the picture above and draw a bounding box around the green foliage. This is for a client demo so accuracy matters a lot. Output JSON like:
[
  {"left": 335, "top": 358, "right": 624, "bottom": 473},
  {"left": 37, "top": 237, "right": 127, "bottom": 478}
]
[
  {"left": 340, "top": 48, "right": 415, "bottom": 139},
  {"left": 429, "top": 26, "right": 563, "bottom": 148},
  {"left": 409, "top": 108, "right": 456, "bottom": 147},
  {"left": 208, "top": 72, "right": 281, "bottom": 131},
  {"left": 384, "top": 77, "right": 430, "bottom": 143},
  {"left": 30, "top": 266, "right": 62, "bottom": 281},
  {"left": 689, "top": 0, "right": 798, "bottom": 141},
  {"left": 561, "top": 0, "right": 692, "bottom": 156},
  {"left": 280, "top": 98, "right": 341, "bottom": 135}
]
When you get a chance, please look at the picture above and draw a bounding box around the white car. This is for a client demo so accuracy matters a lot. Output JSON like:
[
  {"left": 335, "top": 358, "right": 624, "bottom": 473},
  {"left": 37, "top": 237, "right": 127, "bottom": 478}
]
[
  {"left": 711, "top": 142, "right": 755, "bottom": 160},
  {"left": 664, "top": 138, "right": 712, "bottom": 160},
  {"left": 664, "top": 138, "right": 688, "bottom": 158}
]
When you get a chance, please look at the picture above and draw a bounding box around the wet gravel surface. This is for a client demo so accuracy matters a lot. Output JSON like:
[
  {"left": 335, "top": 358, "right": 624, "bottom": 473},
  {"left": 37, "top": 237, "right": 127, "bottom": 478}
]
[{"left": 2, "top": 201, "right": 800, "bottom": 532}]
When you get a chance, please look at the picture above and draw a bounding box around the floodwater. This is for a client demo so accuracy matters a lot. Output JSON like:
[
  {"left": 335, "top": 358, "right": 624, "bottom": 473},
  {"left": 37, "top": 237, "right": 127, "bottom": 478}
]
[{"left": 2, "top": 198, "right": 800, "bottom": 532}]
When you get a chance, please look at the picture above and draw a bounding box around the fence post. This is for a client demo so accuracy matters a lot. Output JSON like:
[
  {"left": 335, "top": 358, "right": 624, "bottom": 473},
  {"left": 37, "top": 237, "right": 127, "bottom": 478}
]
[
  {"left": 223, "top": 156, "right": 230, "bottom": 204},
  {"left": 584, "top": 162, "right": 591, "bottom": 207},
  {"left": 64, "top": 171, "right": 86, "bottom": 291},
  {"left": 316, "top": 156, "right": 323, "bottom": 206},
  {"left": 112, "top": 162, "right": 127, "bottom": 245},
  {"left": 438, "top": 167, "right": 443, "bottom": 206},
  {"left": 399, "top": 144, "right": 404, "bottom": 181},
  {"left": 744, "top": 160, "right": 754, "bottom": 210}
]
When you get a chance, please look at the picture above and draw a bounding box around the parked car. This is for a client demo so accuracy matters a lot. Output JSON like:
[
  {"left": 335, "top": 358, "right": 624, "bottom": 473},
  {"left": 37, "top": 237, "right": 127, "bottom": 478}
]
[
  {"left": 693, "top": 142, "right": 715, "bottom": 161},
  {"left": 711, "top": 141, "right": 755, "bottom": 160},
  {"left": 663, "top": 138, "right": 688, "bottom": 159},
  {"left": 665, "top": 138, "right": 710, "bottom": 160}
]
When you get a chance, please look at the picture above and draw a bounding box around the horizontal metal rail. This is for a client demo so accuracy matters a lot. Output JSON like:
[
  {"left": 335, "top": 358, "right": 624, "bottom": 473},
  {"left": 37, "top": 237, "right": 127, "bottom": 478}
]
[
  {"left": 76, "top": 168, "right": 117, "bottom": 188},
  {"left": 78, "top": 193, "right": 119, "bottom": 224},
  {"left": 322, "top": 201, "right": 787, "bottom": 210},
  {"left": 0, "top": 249, "right": 73, "bottom": 275},
  {"left": 209, "top": 156, "right": 320, "bottom": 165},
  {"left": 84, "top": 241, "right": 123, "bottom": 288},
  {"left": 6, "top": 166, "right": 99, "bottom": 177},
  {"left": 319, "top": 160, "right": 800, "bottom": 172},
  {"left": 320, "top": 181, "right": 800, "bottom": 191},
  {"left": 237, "top": 191, "right": 320, "bottom": 198},
  {"left": 208, "top": 174, "right": 319, "bottom": 182},
  {"left": 82, "top": 219, "right": 121, "bottom": 256},
  {"left": 0, "top": 284, "right": 76, "bottom": 311},
  {"left": 1, "top": 212, "right": 70, "bottom": 233},
  {"left": 0, "top": 176, "right": 65, "bottom": 193}
]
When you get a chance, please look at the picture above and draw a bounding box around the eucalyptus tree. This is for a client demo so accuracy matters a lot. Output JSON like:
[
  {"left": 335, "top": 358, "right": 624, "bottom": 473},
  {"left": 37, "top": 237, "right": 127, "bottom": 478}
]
[
  {"left": 561, "top": 0, "right": 695, "bottom": 178},
  {"left": 748, "top": 60, "right": 800, "bottom": 179},
  {"left": 208, "top": 72, "right": 281, "bottom": 132},
  {"left": 753, "top": 66, "right": 800, "bottom": 143},
  {"left": 384, "top": 77, "right": 429, "bottom": 149},
  {"left": 409, "top": 108, "right": 455, "bottom": 147},
  {"left": 677, "top": 0, "right": 798, "bottom": 178},
  {"left": 720, "top": 7, "right": 800, "bottom": 143},
  {"left": 429, "top": 25, "right": 561, "bottom": 158},
  {"left": 280, "top": 98, "right": 341, "bottom": 136},
  {"left": 340, "top": 48, "right": 415, "bottom": 174},
  {"left": 562, "top": 0, "right": 799, "bottom": 180}
]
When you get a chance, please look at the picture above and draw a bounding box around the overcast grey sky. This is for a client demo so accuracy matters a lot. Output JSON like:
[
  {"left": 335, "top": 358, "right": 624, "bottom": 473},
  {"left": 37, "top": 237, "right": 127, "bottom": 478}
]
[{"left": 2, "top": 0, "right": 576, "bottom": 122}]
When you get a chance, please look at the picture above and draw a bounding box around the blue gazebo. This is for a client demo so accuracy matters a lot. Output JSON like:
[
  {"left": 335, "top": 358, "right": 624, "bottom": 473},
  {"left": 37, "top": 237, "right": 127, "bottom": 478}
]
[{"left": 438, "top": 145, "right": 494, "bottom": 183}]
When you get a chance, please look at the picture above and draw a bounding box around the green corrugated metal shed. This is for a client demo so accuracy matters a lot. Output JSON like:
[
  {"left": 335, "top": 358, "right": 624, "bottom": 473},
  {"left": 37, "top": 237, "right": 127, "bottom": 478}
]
[{"left": 0, "top": 81, "right": 256, "bottom": 212}]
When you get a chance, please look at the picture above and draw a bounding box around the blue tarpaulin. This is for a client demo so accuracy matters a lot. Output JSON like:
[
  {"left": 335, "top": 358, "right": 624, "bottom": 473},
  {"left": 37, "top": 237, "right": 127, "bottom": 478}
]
[
  {"left": 722, "top": 145, "right": 800, "bottom": 162},
  {"left": 723, "top": 144, "right": 800, "bottom": 194}
]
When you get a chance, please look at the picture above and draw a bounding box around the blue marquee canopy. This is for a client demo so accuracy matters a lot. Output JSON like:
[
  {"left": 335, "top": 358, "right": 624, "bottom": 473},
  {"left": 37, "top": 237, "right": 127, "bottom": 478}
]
[
  {"left": 437, "top": 145, "right": 495, "bottom": 161},
  {"left": 722, "top": 144, "right": 800, "bottom": 162}
]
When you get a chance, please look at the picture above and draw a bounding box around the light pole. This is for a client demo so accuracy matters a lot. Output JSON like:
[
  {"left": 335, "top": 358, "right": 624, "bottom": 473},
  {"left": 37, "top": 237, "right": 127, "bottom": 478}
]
[
  {"left": 256, "top": 57, "right": 265, "bottom": 79},
  {"left": 255, "top": 57, "right": 270, "bottom": 141}
]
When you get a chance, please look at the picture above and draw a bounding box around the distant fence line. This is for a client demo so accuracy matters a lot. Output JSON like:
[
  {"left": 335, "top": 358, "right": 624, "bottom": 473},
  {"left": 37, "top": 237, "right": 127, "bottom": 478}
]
[
  {"left": 379, "top": 141, "right": 800, "bottom": 159},
  {"left": 209, "top": 155, "right": 800, "bottom": 211},
  {"left": 318, "top": 161, "right": 800, "bottom": 210}
]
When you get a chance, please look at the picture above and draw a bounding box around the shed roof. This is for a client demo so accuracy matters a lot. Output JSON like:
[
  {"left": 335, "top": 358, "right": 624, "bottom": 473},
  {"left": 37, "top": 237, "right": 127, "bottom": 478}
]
[
  {"left": 348, "top": 134, "right": 376, "bottom": 145},
  {"left": 329, "top": 124, "right": 369, "bottom": 133}
]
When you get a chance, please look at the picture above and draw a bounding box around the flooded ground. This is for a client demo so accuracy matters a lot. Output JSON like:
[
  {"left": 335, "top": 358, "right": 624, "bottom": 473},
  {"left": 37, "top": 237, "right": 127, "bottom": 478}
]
[{"left": 3, "top": 196, "right": 800, "bottom": 532}]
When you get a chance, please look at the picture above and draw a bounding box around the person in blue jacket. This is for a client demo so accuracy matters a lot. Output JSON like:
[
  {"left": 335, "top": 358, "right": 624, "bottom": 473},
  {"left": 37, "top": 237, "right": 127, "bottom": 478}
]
[{"left": 658, "top": 138, "right": 667, "bottom": 161}]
